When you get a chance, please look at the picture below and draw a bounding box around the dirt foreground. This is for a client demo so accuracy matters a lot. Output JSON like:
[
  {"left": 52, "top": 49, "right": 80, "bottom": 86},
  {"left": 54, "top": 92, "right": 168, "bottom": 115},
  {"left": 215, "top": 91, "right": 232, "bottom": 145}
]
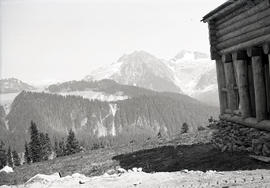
[{"left": 2, "top": 169, "right": 270, "bottom": 188}]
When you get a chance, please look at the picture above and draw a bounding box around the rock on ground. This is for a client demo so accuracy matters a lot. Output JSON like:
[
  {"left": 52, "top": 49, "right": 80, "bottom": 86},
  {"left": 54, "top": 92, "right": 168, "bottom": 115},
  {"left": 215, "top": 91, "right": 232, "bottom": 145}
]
[{"left": 0, "top": 166, "right": 13, "bottom": 174}]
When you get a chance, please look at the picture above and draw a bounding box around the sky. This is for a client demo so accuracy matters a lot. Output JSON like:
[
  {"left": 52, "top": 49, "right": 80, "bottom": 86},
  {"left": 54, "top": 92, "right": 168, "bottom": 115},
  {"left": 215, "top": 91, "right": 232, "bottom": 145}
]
[{"left": 0, "top": 0, "right": 226, "bottom": 85}]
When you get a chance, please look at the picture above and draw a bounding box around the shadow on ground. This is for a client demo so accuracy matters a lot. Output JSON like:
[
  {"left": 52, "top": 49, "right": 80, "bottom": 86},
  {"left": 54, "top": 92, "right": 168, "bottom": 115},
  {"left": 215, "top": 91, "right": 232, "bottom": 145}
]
[{"left": 112, "top": 144, "right": 270, "bottom": 172}]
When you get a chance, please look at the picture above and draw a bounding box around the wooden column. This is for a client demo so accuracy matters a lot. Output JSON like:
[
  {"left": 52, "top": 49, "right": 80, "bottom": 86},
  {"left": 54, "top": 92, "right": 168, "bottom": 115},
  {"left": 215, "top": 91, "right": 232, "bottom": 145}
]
[
  {"left": 247, "top": 60, "right": 256, "bottom": 117},
  {"left": 263, "top": 43, "right": 270, "bottom": 117},
  {"left": 248, "top": 47, "right": 267, "bottom": 121},
  {"left": 216, "top": 58, "right": 227, "bottom": 114},
  {"left": 223, "top": 54, "right": 238, "bottom": 113},
  {"left": 233, "top": 51, "right": 251, "bottom": 118}
]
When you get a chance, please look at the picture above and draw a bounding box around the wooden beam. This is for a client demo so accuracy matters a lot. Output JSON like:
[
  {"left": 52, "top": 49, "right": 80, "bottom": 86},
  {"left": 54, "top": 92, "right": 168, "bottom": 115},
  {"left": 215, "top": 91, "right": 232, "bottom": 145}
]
[
  {"left": 216, "top": 8, "right": 270, "bottom": 37},
  {"left": 216, "top": 0, "right": 270, "bottom": 29},
  {"left": 223, "top": 54, "right": 238, "bottom": 113},
  {"left": 217, "top": 25, "right": 270, "bottom": 50},
  {"left": 216, "top": 59, "right": 228, "bottom": 114},
  {"left": 248, "top": 48, "right": 267, "bottom": 121},
  {"left": 220, "top": 114, "right": 270, "bottom": 132},
  {"left": 220, "top": 34, "right": 270, "bottom": 54},
  {"left": 202, "top": 0, "right": 247, "bottom": 23},
  {"left": 233, "top": 51, "right": 251, "bottom": 118},
  {"left": 217, "top": 15, "right": 270, "bottom": 43}
]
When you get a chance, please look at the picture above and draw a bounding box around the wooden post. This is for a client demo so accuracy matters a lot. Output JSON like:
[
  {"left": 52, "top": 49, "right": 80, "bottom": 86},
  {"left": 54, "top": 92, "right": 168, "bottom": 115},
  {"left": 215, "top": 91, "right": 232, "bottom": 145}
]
[
  {"left": 223, "top": 54, "right": 238, "bottom": 113},
  {"left": 233, "top": 51, "right": 251, "bottom": 118},
  {"left": 247, "top": 60, "right": 256, "bottom": 117},
  {"left": 216, "top": 58, "right": 227, "bottom": 114},
  {"left": 248, "top": 47, "right": 267, "bottom": 121},
  {"left": 263, "top": 43, "right": 270, "bottom": 117}
]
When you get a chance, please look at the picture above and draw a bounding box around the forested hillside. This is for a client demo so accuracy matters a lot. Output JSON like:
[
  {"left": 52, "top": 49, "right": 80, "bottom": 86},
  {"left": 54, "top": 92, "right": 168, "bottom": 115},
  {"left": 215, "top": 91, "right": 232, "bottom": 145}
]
[{"left": 2, "top": 90, "right": 217, "bottom": 151}]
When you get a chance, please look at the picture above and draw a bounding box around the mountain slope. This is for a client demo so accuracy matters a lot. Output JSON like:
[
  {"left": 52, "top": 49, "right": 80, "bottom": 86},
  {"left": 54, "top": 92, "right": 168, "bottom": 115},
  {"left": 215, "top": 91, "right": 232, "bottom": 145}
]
[
  {"left": 0, "top": 78, "right": 36, "bottom": 94},
  {"left": 84, "top": 51, "right": 182, "bottom": 93},
  {"left": 84, "top": 50, "right": 218, "bottom": 106},
  {"left": 3, "top": 88, "right": 218, "bottom": 151}
]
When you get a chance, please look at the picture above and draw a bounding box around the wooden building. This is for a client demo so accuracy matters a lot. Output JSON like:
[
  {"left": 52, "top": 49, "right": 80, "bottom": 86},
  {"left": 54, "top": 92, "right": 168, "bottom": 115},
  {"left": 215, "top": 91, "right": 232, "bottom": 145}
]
[{"left": 202, "top": 0, "right": 270, "bottom": 130}]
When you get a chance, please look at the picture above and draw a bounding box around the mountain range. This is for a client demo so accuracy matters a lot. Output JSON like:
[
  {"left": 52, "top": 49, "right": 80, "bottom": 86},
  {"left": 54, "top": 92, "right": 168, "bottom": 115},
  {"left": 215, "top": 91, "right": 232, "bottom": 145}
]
[{"left": 84, "top": 50, "right": 218, "bottom": 106}]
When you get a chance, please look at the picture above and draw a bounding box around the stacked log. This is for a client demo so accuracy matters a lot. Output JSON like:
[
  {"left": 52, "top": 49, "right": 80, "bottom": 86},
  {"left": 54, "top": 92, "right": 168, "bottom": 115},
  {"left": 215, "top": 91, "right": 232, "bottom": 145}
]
[{"left": 212, "top": 120, "right": 270, "bottom": 156}]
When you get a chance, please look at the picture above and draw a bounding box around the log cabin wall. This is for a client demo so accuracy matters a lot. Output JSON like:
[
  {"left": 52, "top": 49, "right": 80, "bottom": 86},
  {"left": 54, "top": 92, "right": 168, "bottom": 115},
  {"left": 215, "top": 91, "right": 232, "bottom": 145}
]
[{"left": 203, "top": 0, "right": 270, "bottom": 131}]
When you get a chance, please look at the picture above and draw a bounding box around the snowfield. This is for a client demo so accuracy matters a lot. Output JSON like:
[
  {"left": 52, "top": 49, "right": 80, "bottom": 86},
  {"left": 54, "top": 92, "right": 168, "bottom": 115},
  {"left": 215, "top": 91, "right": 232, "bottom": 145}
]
[{"left": 2, "top": 168, "right": 270, "bottom": 188}]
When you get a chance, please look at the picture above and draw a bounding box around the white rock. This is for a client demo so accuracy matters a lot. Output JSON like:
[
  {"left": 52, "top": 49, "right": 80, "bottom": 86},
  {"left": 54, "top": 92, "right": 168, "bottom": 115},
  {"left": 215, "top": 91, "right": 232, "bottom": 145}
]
[
  {"left": 25, "top": 173, "right": 60, "bottom": 185},
  {"left": 71, "top": 173, "right": 86, "bottom": 179},
  {"left": 132, "top": 167, "right": 138, "bottom": 172},
  {"left": 0, "top": 166, "right": 13, "bottom": 173},
  {"left": 117, "top": 167, "right": 127, "bottom": 173}
]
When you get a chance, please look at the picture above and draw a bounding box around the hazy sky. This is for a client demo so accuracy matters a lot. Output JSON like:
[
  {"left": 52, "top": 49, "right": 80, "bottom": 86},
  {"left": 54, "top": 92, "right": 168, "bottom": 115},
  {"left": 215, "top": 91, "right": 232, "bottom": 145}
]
[{"left": 0, "top": 0, "right": 226, "bottom": 85}]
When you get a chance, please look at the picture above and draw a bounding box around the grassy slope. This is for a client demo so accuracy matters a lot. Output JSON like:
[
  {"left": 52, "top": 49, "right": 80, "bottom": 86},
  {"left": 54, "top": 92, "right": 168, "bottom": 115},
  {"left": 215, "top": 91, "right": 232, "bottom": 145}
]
[{"left": 2, "top": 130, "right": 270, "bottom": 186}]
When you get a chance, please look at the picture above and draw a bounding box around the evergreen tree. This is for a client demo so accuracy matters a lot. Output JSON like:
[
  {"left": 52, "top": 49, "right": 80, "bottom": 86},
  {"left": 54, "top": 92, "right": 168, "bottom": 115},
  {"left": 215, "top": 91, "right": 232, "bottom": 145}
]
[
  {"left": 54, "top": 139, "right": 60, "bottom": 157},
  {"left": 0, "top": 141, "right": 7, "bottom": 169},
  {"left": 45, "top": 133, "right": 52, "bottom": 159},
  {"left": 58, "top": 139, "right": 66, "bottom": 157},
  {"left": 65, "top": 129, "right": 80, "bottom": 155},
  {"left": 181, "top": 122, "right": 189, "bottom": 134},
  {"left": 39, "top": 133, "right": 52, "bottom": 160},
  {"left": 7, "top": 146, "right": 13, "bottom": 167},
  {"left": 24, "top": 142, "right": 31, "bottom": 164},
  {"left": 39, "top": 132, "right": 46, "bottom": 160},
  {"left": 12, "top": 150, "right": 20, "bottom": 166},
  {"left": 29, "top": 121, "right": 41, "bottom": 162}
]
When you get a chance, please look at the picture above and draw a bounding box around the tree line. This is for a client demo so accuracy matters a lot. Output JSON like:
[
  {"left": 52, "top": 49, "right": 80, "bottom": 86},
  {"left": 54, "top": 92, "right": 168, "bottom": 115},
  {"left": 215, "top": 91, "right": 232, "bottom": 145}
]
[{"left": 0, "top": 121, "right": 81, "bottom": 169}]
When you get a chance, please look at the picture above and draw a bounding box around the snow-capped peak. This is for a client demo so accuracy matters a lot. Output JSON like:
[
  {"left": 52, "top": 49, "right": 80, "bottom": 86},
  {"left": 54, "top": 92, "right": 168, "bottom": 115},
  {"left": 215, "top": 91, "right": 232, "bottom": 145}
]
[{"left": 172, "top": 50, "right": 209, "bottom": 62}]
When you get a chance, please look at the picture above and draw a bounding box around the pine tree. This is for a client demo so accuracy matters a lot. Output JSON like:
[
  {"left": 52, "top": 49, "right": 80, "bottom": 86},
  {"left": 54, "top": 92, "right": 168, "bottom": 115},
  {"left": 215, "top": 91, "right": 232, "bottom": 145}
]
[
  {"left": 181, "top": 122, "right": 189, "bottom": 134},
  {"left": 0, "top": 141, "right": 7, "bottom": 169},
  {"left": 45, "top": 133, "right": 52, "bottom": 159},
  {"left": 12, "top": 150, "right": 20, "bottom": 166},
  {"left": 40, "top": 133, "right": 52, "bottom": 160},
  {"left": 58, "top": 140, "right": 66, "bottom": 157},
  {"left": 54, "top": 139, "right": 60, "bottom": 157},
  {"left": 29, "top": 121, "right": 41, "bottom": 162},
  {"left": 39, "top": 132, "right": 46, "bottom": 160},
  {"left": 24, "top": 142, "right": 31, "bottom": 164},
  {"left": 65, "top": 129, "right": 80, "bottom": 155},
  {"left": 7, "top": 146, "right": 13, "bottom": 167}
]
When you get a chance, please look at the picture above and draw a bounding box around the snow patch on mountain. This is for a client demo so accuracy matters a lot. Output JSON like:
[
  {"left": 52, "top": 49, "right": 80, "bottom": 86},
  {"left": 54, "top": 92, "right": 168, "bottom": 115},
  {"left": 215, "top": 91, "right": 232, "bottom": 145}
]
[
  {"left": 169, "top": 50, "right": 214, "bottom": 96},
  {"left": 84, "top": 51, "right": 182, "bottom": 93},
  {"left": 57, "top": 91, "right": 128, "bottom": 102}
]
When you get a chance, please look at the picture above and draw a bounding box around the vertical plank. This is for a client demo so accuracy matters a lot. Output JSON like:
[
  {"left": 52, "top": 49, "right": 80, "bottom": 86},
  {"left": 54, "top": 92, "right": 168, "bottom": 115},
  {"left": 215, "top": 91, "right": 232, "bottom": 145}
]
[
  {"left": 264, "top": 59, "right": 270, "bottom": 118},
  {"left": 223, "top": 54, "right": 238, "bottom": 113},
  {"left": 249, "top": 47, "right": 267, "bottom": 121},
  {"left": 247, "top": 60, "right": 256, "bottom": 117},
  {"left": 234, "top": 51, "right": 251, "bottom": 118},
  {"left": 263, "top": 43, "right": 270, "bottom": 118},
  {"left": 216, "top": 59, "right": 227, "bottom": 114}
]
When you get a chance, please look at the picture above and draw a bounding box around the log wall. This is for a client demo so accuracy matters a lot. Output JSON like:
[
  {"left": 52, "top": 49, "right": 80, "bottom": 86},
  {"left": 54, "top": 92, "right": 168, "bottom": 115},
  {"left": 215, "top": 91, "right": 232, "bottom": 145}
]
[{"left": 207, "top": 0, "right": 270, "bottom": 59}]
